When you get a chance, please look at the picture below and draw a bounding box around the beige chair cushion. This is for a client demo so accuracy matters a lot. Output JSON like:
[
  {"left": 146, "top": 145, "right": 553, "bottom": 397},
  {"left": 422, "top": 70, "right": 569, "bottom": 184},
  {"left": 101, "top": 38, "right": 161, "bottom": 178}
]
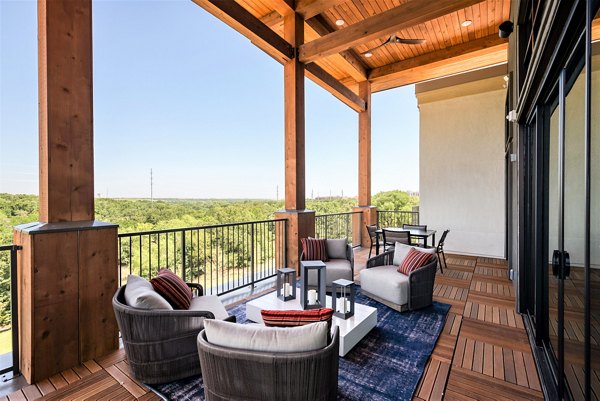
[
  {"left": 307, "top": 259, "right": 352, "bottom": 287},
  {"left": 203, "top": 319, "right": 328, "bottom": 352},
  {"left": 189, "top": 295, "right": 229, "bottom": 320},
  {"left": 124, "top": 275, "right": 173, "bottom": 310},
  {"left": 360, "top": 265, "right": 409, "bottom": 306}
]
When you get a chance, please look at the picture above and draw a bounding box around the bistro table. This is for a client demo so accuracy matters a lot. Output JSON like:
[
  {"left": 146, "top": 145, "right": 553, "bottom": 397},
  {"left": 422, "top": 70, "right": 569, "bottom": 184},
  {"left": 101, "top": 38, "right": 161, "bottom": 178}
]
[{"left": 375, "top": 227, "right": 437, "bottom": 255}]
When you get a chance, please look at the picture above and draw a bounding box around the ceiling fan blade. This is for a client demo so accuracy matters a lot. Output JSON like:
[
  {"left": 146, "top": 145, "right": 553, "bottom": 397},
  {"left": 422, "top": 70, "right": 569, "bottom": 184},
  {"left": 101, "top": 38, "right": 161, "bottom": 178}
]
[
  {"left": 394, "top": 37, "right": 426, "bottom": 45},
  {"left": 361, "top": 38, "right": 392, "bottom": 56}
]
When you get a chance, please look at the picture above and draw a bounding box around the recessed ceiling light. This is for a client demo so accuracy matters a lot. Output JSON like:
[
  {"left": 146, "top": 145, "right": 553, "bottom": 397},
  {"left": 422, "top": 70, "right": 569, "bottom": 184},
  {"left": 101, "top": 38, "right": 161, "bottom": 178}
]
[
  {"left": 461, "top": 20, "right": 472, "bottom": 27},
  {"left": 364, "top": 51, "right": 373, "bottom": 58},
  {"left": 335, "top": 19, "right": 345, "bottom": 26}
]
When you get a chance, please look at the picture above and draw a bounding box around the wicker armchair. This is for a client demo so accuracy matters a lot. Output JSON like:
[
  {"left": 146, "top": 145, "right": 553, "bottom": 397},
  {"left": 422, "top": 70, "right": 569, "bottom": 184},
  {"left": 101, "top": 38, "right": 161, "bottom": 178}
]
[
  {"left": 112, "top": 284, "right": 236, "bottom": 384},
  {"left": 197, "top": 326, "right": 339, "bottom": 401},
  {"left": 361, "top": 249, "right": 438, "bottom": 312}
]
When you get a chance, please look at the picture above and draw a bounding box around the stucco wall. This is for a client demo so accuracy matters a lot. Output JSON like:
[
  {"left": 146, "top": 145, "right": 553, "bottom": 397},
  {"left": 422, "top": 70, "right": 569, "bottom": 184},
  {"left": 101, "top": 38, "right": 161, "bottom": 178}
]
[{"left": 417, "top": 77, "right": 507, "bottom": 258}]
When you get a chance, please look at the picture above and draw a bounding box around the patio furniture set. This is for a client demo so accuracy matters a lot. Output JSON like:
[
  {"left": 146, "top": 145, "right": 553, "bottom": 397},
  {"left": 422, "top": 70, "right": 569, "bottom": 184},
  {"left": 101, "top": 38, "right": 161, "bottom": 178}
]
[{"left": 112, "top": 225, "right": 449, "bottom": 400}]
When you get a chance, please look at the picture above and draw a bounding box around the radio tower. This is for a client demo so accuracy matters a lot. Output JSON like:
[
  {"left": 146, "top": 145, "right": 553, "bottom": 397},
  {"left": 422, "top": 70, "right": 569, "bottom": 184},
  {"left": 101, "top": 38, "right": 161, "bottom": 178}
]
[{"left": 150, "top": 168, "right": 153, "bottom": 201}]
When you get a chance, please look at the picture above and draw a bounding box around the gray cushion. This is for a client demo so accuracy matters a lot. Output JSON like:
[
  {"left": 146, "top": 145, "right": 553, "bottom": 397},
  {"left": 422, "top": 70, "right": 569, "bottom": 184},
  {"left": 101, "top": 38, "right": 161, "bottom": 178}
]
[
  {"left": 203, "top": 319, "right": 328, "bottom": 352},
  {"left": 189, "top": 295, "right": 229, "bottom": 320},
  {"left": 307, "top": 259, "right": 352, "bottom": 287},
  {"left": 326, "top": 238, "right": 347, "bottom": 259},
  {"left": 360, "top": 265, "right": 409, "bottom": 306},
  {"left": 124, "top": 275, "right": 173, "bottom": 310}
]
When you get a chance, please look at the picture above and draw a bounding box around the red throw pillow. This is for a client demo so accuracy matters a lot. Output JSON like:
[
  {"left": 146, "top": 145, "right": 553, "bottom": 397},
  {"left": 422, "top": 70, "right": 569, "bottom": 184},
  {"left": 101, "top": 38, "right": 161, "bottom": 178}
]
[
  {"left": 398, "top": 248, "right": 433, "bottom": 275},
  {"left": 301, "top": 238, "right": 329, "bottom": 262},
  {"left": 261, "top": 308, "right": 334, "bottom": 328},
  {"left": 150, "top": 269, "right": 192, "bottom": 310}
]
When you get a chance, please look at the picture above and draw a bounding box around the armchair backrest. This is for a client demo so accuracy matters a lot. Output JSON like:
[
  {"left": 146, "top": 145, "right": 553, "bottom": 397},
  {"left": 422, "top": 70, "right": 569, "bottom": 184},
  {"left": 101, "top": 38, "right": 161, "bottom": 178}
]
[{"left": 198, "top": 326, "right": 339, "bottom": 401}]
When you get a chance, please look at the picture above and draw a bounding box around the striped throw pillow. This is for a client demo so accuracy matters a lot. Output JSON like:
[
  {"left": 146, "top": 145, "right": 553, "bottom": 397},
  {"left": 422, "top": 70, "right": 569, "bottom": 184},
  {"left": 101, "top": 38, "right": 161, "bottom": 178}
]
[
  {"left": 301, "top": 238, "right": 329, "bottom": 262},
  {"left": 261, "top": 308, "right": 334, "bottom": 329},
  {"left": 150, "top": 269, "right": 192, "bottom": 310},
  {"left": 398, "top": 248, "right": 433, "bottom": 275}
]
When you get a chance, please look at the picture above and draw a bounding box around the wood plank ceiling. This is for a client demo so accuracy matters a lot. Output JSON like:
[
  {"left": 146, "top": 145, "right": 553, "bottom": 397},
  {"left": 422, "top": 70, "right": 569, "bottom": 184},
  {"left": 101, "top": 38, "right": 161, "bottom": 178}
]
[{"left": 193, "top": 0, "right": 510, "bottom": 110}]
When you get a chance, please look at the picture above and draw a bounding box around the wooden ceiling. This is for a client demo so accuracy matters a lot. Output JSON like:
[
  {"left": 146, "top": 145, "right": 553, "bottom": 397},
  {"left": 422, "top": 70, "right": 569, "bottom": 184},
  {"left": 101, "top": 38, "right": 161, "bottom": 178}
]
[{"left": 192, "top": 0, "right": 510, "bottom": 111}]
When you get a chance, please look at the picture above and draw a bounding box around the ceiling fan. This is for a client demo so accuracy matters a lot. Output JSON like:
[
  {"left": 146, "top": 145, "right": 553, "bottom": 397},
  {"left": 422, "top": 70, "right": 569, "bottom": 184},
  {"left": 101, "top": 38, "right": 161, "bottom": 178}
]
[{"left": 361, "top": 34, "right": 426, "bottom": 58}]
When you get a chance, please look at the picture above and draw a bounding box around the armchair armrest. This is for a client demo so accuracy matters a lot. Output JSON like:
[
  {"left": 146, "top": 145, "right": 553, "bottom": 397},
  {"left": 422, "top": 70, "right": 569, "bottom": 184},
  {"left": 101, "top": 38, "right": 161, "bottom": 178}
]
[
  {"left": 366, "top": 250, "right": 394, "bottom": 269},
  {"left": 407, "top": 256, "right": 438, "bottom": 310},
  {"left": 187, "top": 282, "right": 204, "bottom": 296}
]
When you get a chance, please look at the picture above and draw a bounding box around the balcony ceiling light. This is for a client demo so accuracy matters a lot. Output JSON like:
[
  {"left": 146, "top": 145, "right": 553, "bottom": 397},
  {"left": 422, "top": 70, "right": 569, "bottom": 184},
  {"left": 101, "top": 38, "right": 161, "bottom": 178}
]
[
  {"left": 461, "top": 20, "right": 473, "bottom": 27},
  {"left": 335, "top": 19, "right": 345, "bottom": 26},
  {"left": 364, "top": 51, "right": 373, "bottom": 58}
]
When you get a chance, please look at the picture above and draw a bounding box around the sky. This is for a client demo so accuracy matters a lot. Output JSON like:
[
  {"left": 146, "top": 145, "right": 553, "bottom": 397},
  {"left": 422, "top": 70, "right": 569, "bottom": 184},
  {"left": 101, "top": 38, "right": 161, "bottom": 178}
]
[{"left": 0, "top": 0, "right": 420, "bottom": 200}]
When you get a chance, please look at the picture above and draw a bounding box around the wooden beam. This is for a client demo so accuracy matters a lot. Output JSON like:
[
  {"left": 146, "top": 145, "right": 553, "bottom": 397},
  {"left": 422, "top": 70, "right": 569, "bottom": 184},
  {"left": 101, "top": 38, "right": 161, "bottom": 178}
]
[
  {"left": 370, "top": 36, "right": 508, "bottom": 92},
  {"left": 299, "top": 0, "right": 484, "bottom": 63},
  {"left": 260, "top": 10, "right": 283, "bottom": 29},
  {"left": 305, "top": 63, "right": 366, "bottom": 112},
  {"left": 38, "top": 0, "right": 94, "bottom": 222},
  {"left": 192, "top": 0, "right": 294, "bottom": 62},
  {"left": 306, "top": 15, "right": 367, "bottom": 80},
  {"left": 284, "top": 12, "right": 306, "bottom": 210},
  {"left": 358, "top": 81, "right": 371, "bottom": 206},
  {"left": 269, "top": 0, "right": 295, "bottom": 16},
  {"left": 296, "top": 0, "right": 348, "bottom": 19}
]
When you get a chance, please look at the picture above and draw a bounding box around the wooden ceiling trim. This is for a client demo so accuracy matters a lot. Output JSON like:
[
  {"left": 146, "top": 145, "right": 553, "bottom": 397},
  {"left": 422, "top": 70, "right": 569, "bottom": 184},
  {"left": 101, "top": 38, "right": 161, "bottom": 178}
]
[
  {"left": 260, "top": 10, "right": 283, "bottom": 29},
  {"left": 270, "top": 0, "right": 295, "bottom": 16},
  {"left": 369, "top": 34, "right": 507, "bottom": 81},
  {"left": 192, "top": 0, "right": 294, "bottom": 61},
  {"left": 305, "top": 63, "right": 366, "bottom": 111},
  {"left": 296, "top": 0, "right": 348, "bottom": 19},
  {"left": 299, "top": 0, "right": 486, "bottom": 63},
  {"left": 306, "top": 15, "right": 368, "bottom": 80},
  {"left": 371, "top": 46, "right": 507, "bottom": 92}
]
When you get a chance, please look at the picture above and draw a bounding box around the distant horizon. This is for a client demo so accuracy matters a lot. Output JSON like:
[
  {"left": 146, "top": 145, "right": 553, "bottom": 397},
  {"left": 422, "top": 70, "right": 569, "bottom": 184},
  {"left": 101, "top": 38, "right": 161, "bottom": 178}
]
[{"left": 0, "top": 1, "right": 421, "bottom": 199}]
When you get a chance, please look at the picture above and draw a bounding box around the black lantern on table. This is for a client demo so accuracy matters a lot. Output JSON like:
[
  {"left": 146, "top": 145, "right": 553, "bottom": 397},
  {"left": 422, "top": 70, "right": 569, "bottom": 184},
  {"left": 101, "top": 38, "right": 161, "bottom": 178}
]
[
  {"left": 276, "top": 268, "right": 296, "bottom": 301},
  {"left": 332, "top": 279, "right": 355, "bottom": 319},
  {"left": 300, "top": 260, "right": 326, "bottom": 310}
]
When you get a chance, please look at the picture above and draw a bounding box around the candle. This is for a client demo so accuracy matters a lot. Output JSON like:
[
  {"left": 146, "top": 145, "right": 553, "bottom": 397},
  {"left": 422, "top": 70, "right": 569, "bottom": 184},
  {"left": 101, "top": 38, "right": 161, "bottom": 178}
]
[
  {"left": 307, "top": 289, "right": 317, "bottom": 305},
  {"left": 338, "top": 297, "right": 348, "bottom": 313},
  {"left": 284, "top": 283, "right": 291, "bottom": 297}
]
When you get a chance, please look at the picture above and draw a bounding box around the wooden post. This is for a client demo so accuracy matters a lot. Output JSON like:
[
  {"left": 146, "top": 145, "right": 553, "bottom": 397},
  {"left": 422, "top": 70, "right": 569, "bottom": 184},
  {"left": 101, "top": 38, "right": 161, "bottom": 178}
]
[
  {"left": 355, "top": 81, "right": 376, "bottom": 247},
  {"left": 13, "top": 0, "right": 119, "bottom": 383},
  {"left": 358, "top": 81, "right": 371, "bottom": 207},
  {"left": 38, "top": 0, "right": 94, "bottom": 223},
  {"left": 277, "top": 11, "right": 315, "bottom": 272}
]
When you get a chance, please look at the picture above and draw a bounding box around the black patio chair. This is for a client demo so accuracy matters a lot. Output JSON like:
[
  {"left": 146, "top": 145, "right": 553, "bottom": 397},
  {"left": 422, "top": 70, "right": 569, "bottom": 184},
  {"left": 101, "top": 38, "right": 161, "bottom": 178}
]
[
  {"left": 382, "top": 229, "right": 411, "bottom": 251},
  {"left": 365, "top": 224, "right": 378, "bottom": 258},
  {"left": 403, "top": 224, "right": 428, "bottom": 247},
  {"left": 436, "top": 229, "right": 450, "bottom": 274}
]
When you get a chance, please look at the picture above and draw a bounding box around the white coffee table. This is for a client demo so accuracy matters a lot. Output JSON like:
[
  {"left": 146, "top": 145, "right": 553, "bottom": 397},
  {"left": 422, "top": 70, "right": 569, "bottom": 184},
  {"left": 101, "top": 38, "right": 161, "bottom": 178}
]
[{"left": 246, "top": 291, "right": 377, "bottom": 356}]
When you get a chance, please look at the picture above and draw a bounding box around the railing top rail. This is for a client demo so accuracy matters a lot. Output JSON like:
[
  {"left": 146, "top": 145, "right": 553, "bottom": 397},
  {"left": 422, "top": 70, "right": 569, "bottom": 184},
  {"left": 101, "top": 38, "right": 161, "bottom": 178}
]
[
  {"left": 316, "top": 211, "right": 362, "bottom": 217},
  {"left": 0, "top": 245, "right": 22, "bottom": 251},
  {"left": 117, "top": 218, "right": 287, "bottom": 238},
  {"left": 378, "top": 210, "right": 419, "bottom": 213}
]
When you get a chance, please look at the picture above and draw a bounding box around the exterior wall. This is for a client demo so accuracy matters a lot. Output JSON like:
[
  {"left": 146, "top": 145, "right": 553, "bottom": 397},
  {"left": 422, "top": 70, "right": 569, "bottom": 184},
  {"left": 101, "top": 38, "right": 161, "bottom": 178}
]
[{"left": 417, "top": 76, "right": 507, "bottom": 258}]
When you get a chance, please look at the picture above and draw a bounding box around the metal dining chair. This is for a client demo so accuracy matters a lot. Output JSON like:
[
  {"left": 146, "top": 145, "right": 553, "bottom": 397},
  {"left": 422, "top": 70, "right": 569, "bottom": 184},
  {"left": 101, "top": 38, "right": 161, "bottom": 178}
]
[
  {"left": 435, "top": 229, "right": 450, "bottom": 274},
  {"left": 365, "top": 224, "right": 378, "bottom": 258},
  {"left": 382, "top": 229, "right": 411, "bottom": 251},
  {"left": 403, "top": 224, "right": 428, "bottom": 247}
]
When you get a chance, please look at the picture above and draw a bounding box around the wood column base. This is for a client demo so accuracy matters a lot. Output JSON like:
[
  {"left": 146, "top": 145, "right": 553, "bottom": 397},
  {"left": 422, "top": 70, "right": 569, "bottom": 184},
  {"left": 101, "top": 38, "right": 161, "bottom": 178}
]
[
  {"left": 353, "top": 206, "right": 377, "bottom": 249},
  {"left": 274, "top": 210, "right": 315, "bottom": 273},
  {"left": 13, "top": 221, "right": 119, "bottom": 383}
]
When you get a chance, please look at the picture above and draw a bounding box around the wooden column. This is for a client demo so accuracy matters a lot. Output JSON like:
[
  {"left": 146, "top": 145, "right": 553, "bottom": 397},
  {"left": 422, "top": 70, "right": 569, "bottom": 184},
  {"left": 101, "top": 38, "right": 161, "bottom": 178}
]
[
  {"left": 38, "top": 0, "right": 94, "bottom": 223},
  {"left": 13, "top": 0, "right": 118, "bottom": 383},
  {"left": 276, "top": 11, "right": 315, "bottom": 272},
  {"left": 354, "top": 81, "right": 376, "bottom": 247}
]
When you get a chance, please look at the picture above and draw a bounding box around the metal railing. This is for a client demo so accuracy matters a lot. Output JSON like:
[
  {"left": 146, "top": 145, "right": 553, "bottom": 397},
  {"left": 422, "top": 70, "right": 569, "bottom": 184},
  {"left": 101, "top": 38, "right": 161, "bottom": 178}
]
[
  {"left": 315, "top": 211, "right": 362, "bottom": 246},
  {"left": 117, "top": 219, "right": 287, "bottom": 296},
  {"left": 377, "top": 210, "right": 420, "bottom": 228},
  {"left": 0, "top": 245, "right": 21, "bottom": 377}
]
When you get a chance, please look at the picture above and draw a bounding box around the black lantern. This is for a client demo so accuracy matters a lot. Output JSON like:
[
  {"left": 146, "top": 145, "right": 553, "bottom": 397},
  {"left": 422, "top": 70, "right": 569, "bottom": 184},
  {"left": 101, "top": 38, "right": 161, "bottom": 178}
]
[
  {"left": 332, "top": 279, "right": 355, "bottom": 319},
  {"left": 276, "top": 268, "right": 296, "bottom": 301},
  {"left": 300, "top": 261, "right": 326, "bottom": 310}
]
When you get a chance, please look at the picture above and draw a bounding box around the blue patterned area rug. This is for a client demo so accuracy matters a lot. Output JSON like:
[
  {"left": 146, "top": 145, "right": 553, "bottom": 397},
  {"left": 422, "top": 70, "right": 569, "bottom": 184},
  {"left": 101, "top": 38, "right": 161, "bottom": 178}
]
[{"left": 148, "top": 287, "right": 450, "bottom": 401}]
